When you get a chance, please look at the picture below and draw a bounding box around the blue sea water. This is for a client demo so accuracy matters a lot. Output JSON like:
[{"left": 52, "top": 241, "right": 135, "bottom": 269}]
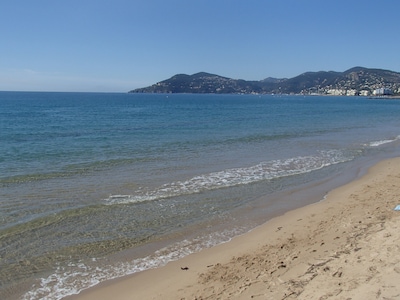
[{"left": 1, "top": 92, "right": 400, "bottom": 299}]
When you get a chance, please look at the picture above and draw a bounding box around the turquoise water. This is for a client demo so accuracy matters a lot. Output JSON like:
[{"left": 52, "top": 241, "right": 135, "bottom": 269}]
[{"left": 1, "top": 92, "right": 400, "bottom": 299}]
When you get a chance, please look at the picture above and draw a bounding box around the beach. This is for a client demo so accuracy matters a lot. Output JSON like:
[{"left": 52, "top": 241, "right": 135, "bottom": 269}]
[
  {"left": 69, "top": 157, "right": 400, "bottom": 299},
  {"left": 3, "top": 93, "right": 400, "bottom": 299}
]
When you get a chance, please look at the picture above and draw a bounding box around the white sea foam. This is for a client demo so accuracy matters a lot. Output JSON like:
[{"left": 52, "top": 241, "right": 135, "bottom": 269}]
[
  {"left": 368, "top": 135, "right": 400, "bottom": 147},
  {"left": 104, "top": 150, "right": 352, "bottom": 205},
  {"left": 22, "top": 228, "right": 242, "bottom": 300}
]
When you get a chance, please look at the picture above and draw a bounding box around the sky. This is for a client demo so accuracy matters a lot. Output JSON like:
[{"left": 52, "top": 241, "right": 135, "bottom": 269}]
[{"left": 1, "top": 0, "right": 399, "bottom": 92}]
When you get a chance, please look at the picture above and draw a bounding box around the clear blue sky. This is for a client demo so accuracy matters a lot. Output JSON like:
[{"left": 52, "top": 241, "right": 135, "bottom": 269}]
[{"left": 1, "top": 0, "right": 399, "bottom": 92}]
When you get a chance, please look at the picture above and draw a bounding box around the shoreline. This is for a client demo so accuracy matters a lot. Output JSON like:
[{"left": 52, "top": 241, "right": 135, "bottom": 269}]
[{"left": 68, "top": 157, "right": 400, "bottom": 299}]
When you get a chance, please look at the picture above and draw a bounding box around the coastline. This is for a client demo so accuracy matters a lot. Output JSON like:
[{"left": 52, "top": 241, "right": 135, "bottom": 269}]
[{"left": 68, "top": 157, "right": 400, "bottom": 300}]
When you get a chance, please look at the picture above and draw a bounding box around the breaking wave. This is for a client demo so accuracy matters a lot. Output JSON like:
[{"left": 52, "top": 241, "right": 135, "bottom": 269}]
[
  {"left": 105, "top": 150, "right": 353, "bottom": 205},
  {"left": 368, "top": 135, "right": 400, "bottom": 147}
]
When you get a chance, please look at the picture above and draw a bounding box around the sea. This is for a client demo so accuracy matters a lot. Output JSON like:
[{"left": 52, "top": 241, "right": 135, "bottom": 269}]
[{"left": 1, "top": 92, "right": 400, "bottom": 299}]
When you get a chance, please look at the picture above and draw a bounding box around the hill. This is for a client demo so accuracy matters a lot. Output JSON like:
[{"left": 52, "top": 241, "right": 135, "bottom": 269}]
[{"left": 130, "top": 67, "right": 400, "bottom": 96}]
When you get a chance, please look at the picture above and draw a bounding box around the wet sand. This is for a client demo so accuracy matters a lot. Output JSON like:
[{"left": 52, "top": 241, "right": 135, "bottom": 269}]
[{"left": 69, "top": 157, "right": 400, "bottom": 300}]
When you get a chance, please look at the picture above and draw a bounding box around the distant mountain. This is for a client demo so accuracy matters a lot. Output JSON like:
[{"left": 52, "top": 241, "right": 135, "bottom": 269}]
[
  {"left": 130, "top": 67, "right": 400, "bottom": 96},
  {"left": 260, "top": 77, "right": 287, "bottom": 83},
  {"left": 132, "top": 72, "right": 268, "bottom": 94}
]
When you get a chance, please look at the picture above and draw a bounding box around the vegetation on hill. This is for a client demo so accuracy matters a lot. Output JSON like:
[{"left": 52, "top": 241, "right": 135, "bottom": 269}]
[{"left": 130, "top": 67, "right": 400, "bottom": 96}]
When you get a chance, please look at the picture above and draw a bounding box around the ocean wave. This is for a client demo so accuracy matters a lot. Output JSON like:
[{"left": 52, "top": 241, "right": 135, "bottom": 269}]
[
  {"left": 22, "top": 228, "right": 241, "bottom": 300},
  {"left": 368, "top": 135, "right": 400, "bottom": 147},
  {"left": 0, "top": 157, "right": 155, "bottom": 186},
  {"left": 105, "top": 150, "right": 353, "bottom": 205}
]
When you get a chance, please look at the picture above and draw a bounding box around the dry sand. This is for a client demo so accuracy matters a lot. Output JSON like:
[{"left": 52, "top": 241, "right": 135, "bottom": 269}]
[{"left": 70, "top": 158, "right": 400, "bottom": 300}]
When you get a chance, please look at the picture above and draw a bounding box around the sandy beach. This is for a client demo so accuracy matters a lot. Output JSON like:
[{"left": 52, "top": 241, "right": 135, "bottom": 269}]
[{"left": 69, "top": 157, "right": 400, "bottom": 300}]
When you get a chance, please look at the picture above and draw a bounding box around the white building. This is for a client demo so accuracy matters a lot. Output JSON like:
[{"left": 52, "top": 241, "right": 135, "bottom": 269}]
[
  {"left": 373, "top": 88, "right": 393, "bottom": 96},
  {"left": 346, "top": 89, "right": 357, "bottom": 96},
  {"left": 327, "top": 89, "right": 346, "bottom": 96}
]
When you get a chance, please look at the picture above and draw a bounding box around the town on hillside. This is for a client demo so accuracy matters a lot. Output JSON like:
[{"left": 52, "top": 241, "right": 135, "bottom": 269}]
[{"left": 130, "top": 67, "right": 400, "bottom": 96}]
